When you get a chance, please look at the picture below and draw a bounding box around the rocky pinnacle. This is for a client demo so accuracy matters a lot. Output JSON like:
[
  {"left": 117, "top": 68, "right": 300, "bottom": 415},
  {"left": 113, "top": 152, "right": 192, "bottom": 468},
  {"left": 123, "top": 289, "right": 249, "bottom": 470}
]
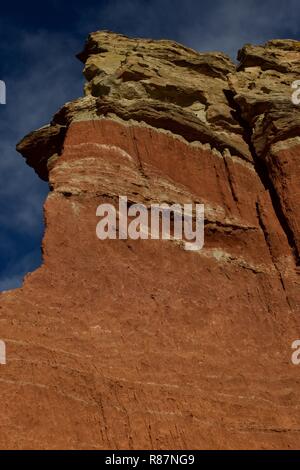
[{"left": 0, "top": 31, "right": 299, "bottom": 449}]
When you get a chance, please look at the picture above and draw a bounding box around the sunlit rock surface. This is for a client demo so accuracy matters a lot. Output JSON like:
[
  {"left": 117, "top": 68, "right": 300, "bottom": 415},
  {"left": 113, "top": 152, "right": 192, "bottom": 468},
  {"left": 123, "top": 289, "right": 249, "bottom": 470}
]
[{"left": 1, "top": 32, "right": 300, "bottom": 449}]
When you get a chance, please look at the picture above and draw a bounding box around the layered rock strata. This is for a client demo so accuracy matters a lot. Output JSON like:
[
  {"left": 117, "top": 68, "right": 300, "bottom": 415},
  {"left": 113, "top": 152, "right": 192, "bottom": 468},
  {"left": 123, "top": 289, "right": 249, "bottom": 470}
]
[{"left": 0, "top": 32, "right": 299, "bottom": 449}]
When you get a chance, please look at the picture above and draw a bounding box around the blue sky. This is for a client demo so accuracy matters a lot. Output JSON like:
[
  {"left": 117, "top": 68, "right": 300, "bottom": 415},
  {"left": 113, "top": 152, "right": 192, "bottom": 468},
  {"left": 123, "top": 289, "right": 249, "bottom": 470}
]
[{"left": 0, "top": 0, "right": 299, "bottom": 291}]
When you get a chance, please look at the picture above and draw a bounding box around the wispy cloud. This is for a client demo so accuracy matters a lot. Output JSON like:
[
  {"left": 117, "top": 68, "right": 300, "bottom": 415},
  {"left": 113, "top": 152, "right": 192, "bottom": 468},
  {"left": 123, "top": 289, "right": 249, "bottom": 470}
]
[
  {"left": 0, "top": 247, "right": 42, "bottom": 291},
  {"left": 77, "top": 0, "right": 300, "bottom": 57},
  {"left": 0, "top": 29, "right": 83, "bottom": 290},
  {"left": 178, "top": 0, "right": 300, "bottom": 57}
]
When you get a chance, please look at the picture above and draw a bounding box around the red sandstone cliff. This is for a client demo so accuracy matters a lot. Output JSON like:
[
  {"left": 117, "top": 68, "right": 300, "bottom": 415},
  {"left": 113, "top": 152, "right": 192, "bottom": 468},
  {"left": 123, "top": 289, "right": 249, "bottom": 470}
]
[{"left": 0, "top": 32, "right": 300, "bottom": 449}]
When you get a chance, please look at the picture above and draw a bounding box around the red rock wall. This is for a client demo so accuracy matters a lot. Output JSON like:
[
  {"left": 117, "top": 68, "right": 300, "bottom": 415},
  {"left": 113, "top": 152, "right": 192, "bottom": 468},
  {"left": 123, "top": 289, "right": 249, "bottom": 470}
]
[{"left": 0, "top": 33, "right": 299, "bottom": 449}]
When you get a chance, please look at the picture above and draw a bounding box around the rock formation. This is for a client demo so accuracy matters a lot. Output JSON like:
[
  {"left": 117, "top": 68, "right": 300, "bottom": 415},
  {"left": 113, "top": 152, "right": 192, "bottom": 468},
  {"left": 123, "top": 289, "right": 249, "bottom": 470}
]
[{"left": 0, "top": 31, "right": 299, "bottom": 449}]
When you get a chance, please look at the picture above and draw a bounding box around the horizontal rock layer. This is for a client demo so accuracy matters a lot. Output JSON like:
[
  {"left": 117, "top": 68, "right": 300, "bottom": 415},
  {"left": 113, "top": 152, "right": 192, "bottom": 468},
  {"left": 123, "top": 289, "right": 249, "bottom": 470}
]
[{"left": 1, "top": 31, "right": 300, "bottom": 449}]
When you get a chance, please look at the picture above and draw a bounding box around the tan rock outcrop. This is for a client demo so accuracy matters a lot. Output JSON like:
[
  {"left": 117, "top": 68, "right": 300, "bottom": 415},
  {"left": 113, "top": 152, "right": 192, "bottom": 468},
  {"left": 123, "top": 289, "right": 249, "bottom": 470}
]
[
  {"left": 1, "top": 32, "right": 300, "bottom": 450},
  {"left": 229, "top": 39, "right": 300, "bottom": 263}
]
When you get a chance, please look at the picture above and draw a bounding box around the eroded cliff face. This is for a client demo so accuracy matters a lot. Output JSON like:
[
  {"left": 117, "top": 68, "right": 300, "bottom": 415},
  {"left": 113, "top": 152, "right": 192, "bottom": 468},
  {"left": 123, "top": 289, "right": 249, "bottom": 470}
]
[{"left": 0, "top": 31, "right": 300, "bottom": 449}]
